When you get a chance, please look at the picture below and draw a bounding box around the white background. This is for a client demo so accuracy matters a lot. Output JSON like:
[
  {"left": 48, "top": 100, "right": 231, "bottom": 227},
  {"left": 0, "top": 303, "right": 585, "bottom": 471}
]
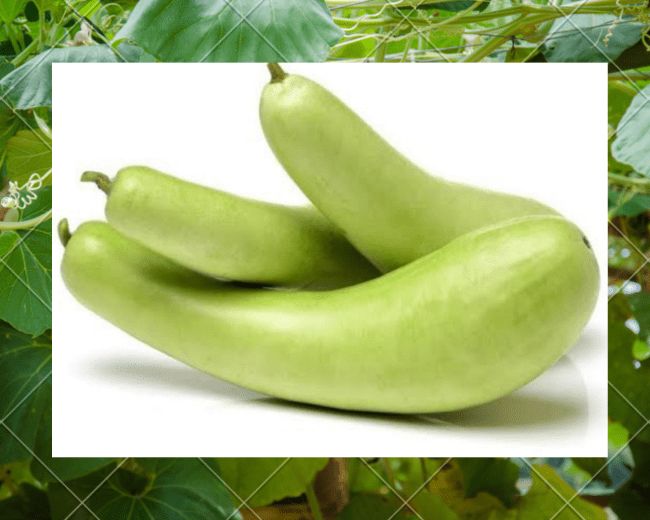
[{"left": 53, "top": 63, "right": 608, "bottom": 457}]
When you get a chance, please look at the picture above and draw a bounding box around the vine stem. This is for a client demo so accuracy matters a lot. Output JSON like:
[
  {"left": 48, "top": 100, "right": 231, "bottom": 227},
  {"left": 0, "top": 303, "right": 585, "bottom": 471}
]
[
  {"left": 609, "top": 172, "right": 650, "bottom": 191},
  {"left": 304, "top": 482, "right": 324, "bottom": 520},
  {"left": 0, "top": 209, "right": 52, "bottom": 231},
  {"left": 609, "top": 71, "right": 650, "bottom": 81},
  {"left": 332, "top": 2, "right": 624, "bottom": 28}
]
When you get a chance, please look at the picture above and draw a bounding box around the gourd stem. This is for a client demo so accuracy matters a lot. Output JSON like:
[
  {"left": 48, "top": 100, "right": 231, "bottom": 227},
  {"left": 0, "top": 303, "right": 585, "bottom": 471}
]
[
  {"left": 81, "top": 171, "right": 112, "bottom": 194},
  {"left": 58, "top": 218, "right": 72, "bottom": 246},
  {"left": 267, "top": 63, "right": 287, "bottom": 83}
]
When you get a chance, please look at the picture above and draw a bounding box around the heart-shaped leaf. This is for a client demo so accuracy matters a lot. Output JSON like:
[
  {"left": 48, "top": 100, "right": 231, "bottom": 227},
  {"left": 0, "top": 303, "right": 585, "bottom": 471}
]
[
  {"left": 612, "top": 85, "right": 650, "bottom": 176},
  {"left": 116, "top": 0, "right": 343, "bottom": 62},
  {"left": 0, "top": 322, "right": 51, "bottom": 465}
]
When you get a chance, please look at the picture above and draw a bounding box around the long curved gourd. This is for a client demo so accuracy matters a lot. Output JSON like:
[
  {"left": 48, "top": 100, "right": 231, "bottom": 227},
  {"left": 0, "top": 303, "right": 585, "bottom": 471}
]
[
  {"left": 81, "top": 166, "right": 378, "bottom": 289},
  {"left": 260, "top": 65, "right": 558, "bottom": 272},
  {"left": 60, "top": 216, "right": 598, "bottom": 413}
]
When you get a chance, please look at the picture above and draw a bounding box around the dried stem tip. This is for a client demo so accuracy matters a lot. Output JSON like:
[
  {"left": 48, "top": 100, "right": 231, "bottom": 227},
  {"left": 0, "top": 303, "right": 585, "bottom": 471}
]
[
  {"left": 81, "top": 171, "right": 112, "bottom": 195},
  {"left": 58, "top": 218, "right": 72, "bottom": 247},
  {"left": 267, "top": 63, "right": 287, "bottom": 83}
]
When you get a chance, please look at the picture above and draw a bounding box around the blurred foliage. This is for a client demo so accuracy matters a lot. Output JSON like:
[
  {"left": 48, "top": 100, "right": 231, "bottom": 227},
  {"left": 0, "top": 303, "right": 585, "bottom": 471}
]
[{"left": 0, "top": 2, "right": 648, "bottom": 519}]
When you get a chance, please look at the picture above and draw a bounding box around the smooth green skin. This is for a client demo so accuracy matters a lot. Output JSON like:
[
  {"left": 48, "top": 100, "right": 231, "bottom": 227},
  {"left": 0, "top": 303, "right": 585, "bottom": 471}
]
[
  {"left": 61, "top": 216, "right": 598, "bottom": 413},
  {"left": 102, "top": 166, "right": 378, "bottom": 288},
  {"left": 260, "top": 74, "right": 558, "bottom": 272}
]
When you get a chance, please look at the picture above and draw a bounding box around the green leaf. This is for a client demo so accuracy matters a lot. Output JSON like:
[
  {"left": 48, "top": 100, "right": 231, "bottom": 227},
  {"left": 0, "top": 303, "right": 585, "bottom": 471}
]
[
  {"left": 0, "top": 460, "right": 40, "bottom": 500},
  {"left": 610, "top": 421, "right": 630, "bottom": 449},
  {"left": 347, "top": 459, "right": 386, "bottom": 493},
  {"left": 608, "top": 293, "right": 633, "bottom": 325},
  {"left": 407, "top": 492, "right": 458, "bottom": 519},
  {"left": 629, "top": 439, "right": 650, "bottom": 488},
  {"left": 608, "top": 320, "right": 650, "bottom": 443},
  {"left": 518, "top": 464, "right": 606, "bottom": 520},
  {"left": 610, "top": 485, "right": 650, "bottom": 519},
  {"left": 632, "top": 338, "right": 650, "bottom": 361},
  {"left": 218, "top": 458, "right": 328, "bottom": 508},
  {"left": 338, "top": 494, "right": 401, "bottom": 520},
  {"left": 0, "top": 322, "right": 51, "bottom": 465},
  {"left": 116, "top": 0, "right": 343, "bottom": 62},
  {"left": 0, "top": 483, "right": 50, "bottom": 520},
  {"left": 628, "top": 292, "right": 650, "bottom": 340},
  {"left": 0, "top": 57, "right": 15, "bottom": 79},
  {"left": 0, "top": 188, "right": 51, "bottom": 336},
  {"left": 0, "top": 46, "right": 120, "bottom": 109},
  {"left": 543, "top": 15, "right": 643, "bottom": 63},
  {"left": 609, "top": 82, "right": 636, "bottom": 130},
  {"left": 430, "top": 0, "right": 490, "bottom": 13},
  {"left": 31, "top": 455, "right": 113, "bottom": 485},
  {"left": 573, "top": 422, "right": 631, "bottom": 484},
  {"left": 5, "top": 130, "right": 51, "bottom": 186},
  {"left": 48, "top": 459, "right": 241, "bottom": 520},
  {"left": 612, "top": 85, "right": 650, "bottom": 176},
  {"left": 608, "top": 234, "right": 645, "bottom": 272},
  {"left": 0, "top": 104, "right": 19, "bottom": 156},
  {"left": 29, "top": 402, "right": 112, "bottom": 483},
  {"left": 608, "top": 190, "right": 650, "bottom": 218},
  {"left": 457, "top": 459, "right": 519, "bottom": 507},
  {"left": 0, "top": 1, "right": 28, "bottom": 25}
]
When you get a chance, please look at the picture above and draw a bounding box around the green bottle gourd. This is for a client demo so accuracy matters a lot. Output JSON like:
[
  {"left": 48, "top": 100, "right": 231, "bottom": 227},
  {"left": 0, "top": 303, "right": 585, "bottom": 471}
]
[
  {"left": 60, "top": 216, "right": 598, "bottom": 413},
  {"left": 260, "top": 64, "right": 558, "bottom": 272},
  {"left": 82, "top": 166, "right": 378, "bottom": 289}
]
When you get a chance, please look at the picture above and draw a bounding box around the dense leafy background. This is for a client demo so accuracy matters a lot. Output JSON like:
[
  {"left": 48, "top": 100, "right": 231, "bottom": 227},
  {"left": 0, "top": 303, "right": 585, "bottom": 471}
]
[{"left": 0, "top": 1, "right": 649, "bottom": 519}]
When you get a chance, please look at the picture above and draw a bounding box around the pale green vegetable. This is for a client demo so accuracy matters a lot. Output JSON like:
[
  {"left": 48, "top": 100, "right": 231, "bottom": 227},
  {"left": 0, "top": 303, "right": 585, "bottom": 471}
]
[
  {"left": 260, "top": 65, "right": 557, "bottom": 272},
  {"left": 82, "top": 166, "right": 378, "bottom": 289},
  {"left": 60, "top": 216, "right": 598, "bottom": 413}
]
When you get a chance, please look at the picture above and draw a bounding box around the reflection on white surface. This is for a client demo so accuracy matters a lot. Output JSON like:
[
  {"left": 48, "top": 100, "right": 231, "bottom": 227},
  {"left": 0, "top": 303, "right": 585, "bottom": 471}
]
[{"left": 73, "top": 321, "right": 601, "bottom": 457}]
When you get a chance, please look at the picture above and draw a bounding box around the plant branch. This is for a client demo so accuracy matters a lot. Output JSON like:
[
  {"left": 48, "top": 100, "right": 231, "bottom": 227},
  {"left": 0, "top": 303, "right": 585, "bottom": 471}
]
[
  {"left": 0, "top": 209, "right": 52, "bottom": 231},
  {"left": 609, "top": 172, "right": 650, "bottom": 191},
  {"left": 305, "top": 482, "right": 324, "bottom": 520}
]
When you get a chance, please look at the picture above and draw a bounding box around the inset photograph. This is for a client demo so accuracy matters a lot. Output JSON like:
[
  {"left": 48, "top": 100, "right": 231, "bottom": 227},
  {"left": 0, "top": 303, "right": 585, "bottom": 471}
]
[{"left": 52, "top": 63, "right": 607, "bottom": 457}]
